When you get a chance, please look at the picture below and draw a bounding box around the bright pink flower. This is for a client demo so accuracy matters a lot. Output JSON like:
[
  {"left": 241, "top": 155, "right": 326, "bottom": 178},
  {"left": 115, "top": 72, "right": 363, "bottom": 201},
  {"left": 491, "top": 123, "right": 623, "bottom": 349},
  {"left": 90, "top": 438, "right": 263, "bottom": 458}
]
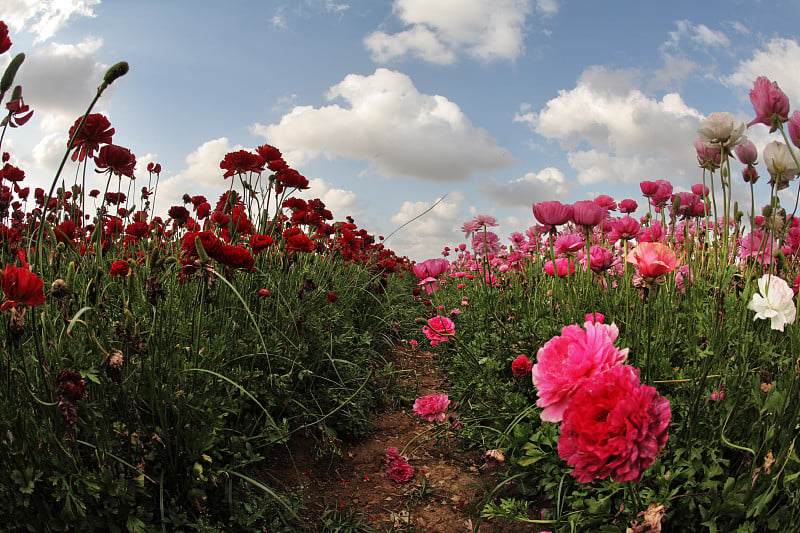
[
  {"left": 748, "top": 76, "right": 790, "bottom": 131},
  {"left": 533, "top": 201, "right": 573, "bottom": 227},
  {"left": 511, "top": 355, "right": 533, "bottom": 377},
  {"left": 608, "top": 216, "right": 641, "bottom": 243},
  {"left": 586, "top": 245, "right": 618, "bottom": 273},
  {"left": 626, "top": 242, "right": 679, "bottom": 282},
  {"left": 553, "top": 233, "right": 584, "bottom": 256},
  {"left": 471, "top": 231, "right": 501, "bottom": 256},
  {"left": 585, "top": 312, "right": 604, "bottom": 324},
  {"left": 618, "top": 198, "right": 638, "bottom": 214},
  {"left": 543, "top": 257, "right": 576, "bottom": 277},
  {"left": 412, "top": 258, "right": 449, "bottom": 280},
  {"left": 558, "top": 365, "right": 670, "bottom": 483},
  {"left": 422, "top": 316, "right": 454, "bottom": 346},
  {"left": 593, "top": 194, "right": 617, "bottom": 212},
  {"left": 386, "top": 456, "right": 414, "bottom": 483},
  {"left": 532, "top": 320, "right": 629, "bottom": 422},
  {"left": 413, "top": 393, "right": 450, "bottom": 422}
]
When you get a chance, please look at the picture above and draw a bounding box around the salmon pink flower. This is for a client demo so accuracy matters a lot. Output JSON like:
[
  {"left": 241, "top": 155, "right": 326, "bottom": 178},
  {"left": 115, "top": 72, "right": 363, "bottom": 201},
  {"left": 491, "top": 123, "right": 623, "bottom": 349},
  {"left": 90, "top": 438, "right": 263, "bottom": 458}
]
[
  {"left": 748, "top": 274, "right": 796, "bottom": 331},
  {"left": 748, "top": 76, "right": 790, "bottom": 131},
  {"left": 413, "top": 393, "right": 450, "bottom": 422},
  {"left": 532, "top": 319, "right": 628, "bottom": 422},
  {"left": 626, "top": 242, "right": 679, "bottom": 282},
  {"left": 557, "top": 364, "right": 671, "bottom": 483}
]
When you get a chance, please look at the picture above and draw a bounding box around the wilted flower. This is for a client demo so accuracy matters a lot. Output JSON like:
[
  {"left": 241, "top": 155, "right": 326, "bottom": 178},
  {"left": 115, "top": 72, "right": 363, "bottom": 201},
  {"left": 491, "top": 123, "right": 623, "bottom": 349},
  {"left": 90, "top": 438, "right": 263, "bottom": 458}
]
[
  {"left": 748, "top": 274, "right": 797, "bottom": 331},
  {"left": 385, "top": 447, "right": 414, "bottom": 483}
]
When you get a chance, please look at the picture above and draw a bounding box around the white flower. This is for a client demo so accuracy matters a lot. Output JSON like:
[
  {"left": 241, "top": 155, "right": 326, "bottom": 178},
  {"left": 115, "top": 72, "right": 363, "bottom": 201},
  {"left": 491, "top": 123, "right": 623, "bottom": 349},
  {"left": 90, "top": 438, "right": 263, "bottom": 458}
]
[
  {"left": 763, "top": 141, "right": 800, "bottom": 190},
  {"left": 697, "top": 112, "right": 745, "bottom": 148},
  {"left": 748, "top": 274, "right": 797, "bottom": 331}
]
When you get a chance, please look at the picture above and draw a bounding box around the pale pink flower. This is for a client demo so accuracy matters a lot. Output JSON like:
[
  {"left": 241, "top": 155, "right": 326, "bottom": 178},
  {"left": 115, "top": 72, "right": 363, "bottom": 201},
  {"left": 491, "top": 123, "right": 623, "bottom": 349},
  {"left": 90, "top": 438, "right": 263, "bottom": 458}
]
[
  {"left": 748, "top": 76, "right": 790, "bottom": 131},
  {"left": 532, "top": 320, "right": 629, "bottom": 422},
  {"left": 413, "top": 393, "right": 450, "bottom": 422},
  {"left": 472, "top": 231, "right": 501, "bottom": 256}
]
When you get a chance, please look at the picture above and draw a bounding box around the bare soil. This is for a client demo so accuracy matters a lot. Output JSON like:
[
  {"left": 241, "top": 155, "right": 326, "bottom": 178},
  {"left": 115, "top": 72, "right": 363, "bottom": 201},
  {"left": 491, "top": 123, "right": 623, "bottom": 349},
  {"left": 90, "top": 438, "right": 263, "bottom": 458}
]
[{"left": 265, "top": 347, "right": 544, "bottom": 532}]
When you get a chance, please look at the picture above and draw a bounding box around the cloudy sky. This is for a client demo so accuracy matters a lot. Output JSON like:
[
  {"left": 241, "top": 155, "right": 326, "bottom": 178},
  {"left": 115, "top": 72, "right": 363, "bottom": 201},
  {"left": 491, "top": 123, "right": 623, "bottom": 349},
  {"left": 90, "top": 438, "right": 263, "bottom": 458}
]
[{"left": 3, "top": 0, "right": 800, "bottom": 260}]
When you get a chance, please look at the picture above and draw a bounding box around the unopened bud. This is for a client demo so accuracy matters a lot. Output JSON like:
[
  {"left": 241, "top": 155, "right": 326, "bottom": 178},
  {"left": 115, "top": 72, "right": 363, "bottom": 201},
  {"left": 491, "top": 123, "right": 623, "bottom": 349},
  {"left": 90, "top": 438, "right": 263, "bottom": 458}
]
[
  {"left": 98, "top": 61, "right": 129, "bottom": 92},
  {"left": 0, "top": 53, "right": 25, "bottom": 95}
]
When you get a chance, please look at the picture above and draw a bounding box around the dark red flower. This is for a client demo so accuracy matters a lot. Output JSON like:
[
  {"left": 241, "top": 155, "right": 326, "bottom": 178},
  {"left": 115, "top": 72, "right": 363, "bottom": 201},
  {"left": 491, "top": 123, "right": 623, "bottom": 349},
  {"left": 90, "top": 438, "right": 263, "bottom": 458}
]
[
  {"left": 0, "top": 163, "right": 24, "bottom": 182},
  {"left": 250, "top": 234, "right": 274, "bottom": 253},
  {"left": 146, "top": 162, "right": 161, "bottom": 173},
  {"left": 0, "top": 21, "right": 11, "bottom": 55},
  {"left": 69, "top": 114, "right": 115, "bottom": 162},
  {"left": 275, "top": 168, "right": 309, "bottom": 190},
  {"left": 283, "top": 227, "right": 316, "bottom": 254},
  {"left": 217, "top": 244, "right": 254, "bottom": 270},
  {"left": 94, "top": 144, "right": 135, "bottom": 178},
  {"left": 256, "top": 143, "right": 282, "bottom": 162},
  {"left": 1, "top": 263, "right": 46, "bottom": 309},
  {"left": 168, "top": 205, "right": 190, "bottom": 225},
  {"left": 326, "top": 293, "right": 338, "bottom": 303},
  {"left": 56, "top": 370, "right": 86, "bottom": 403},
  {"left": 511, "top": 355, "right": 533, "bottom": 377},
  {"left": 196, "top": 202, "right": 211, "bottom": 219},
  {"left": 220, "top": 150, "right": 264, "bottom": 178},
  {"left": 4, "top": 97, "right": 33, "bottom": 127},
  {"left": 126, "top": 220, "right": 149, "bottom": 238},
  {"left": 55, "top": 220, "right": 76, "bottom": 243},
  {"left": 109, "top": 260, "right": 130, "bottom": 277}
]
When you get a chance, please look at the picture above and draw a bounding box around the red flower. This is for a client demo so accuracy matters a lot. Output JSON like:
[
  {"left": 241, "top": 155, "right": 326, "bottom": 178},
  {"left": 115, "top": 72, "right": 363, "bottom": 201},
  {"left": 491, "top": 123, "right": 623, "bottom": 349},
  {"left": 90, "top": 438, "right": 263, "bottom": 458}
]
[
  {"left": 94, "top": 144, "right": 135, "bottom": 178},
  {"left": 109, "top": 260, "right": 130, "bottom": 277},
  {"left": 557, "top": 365, "right": 670, "bottom": 483},
  {"left": 4, "top": 97, "right": 33, "bottom": 127},
  {"left": 256, "top": 143, "right": 282, "bottom": 162},
  {"left": 217, "top": 244, "right": 254, "bottom": 270},
  {"left": 283, "top": 227, "right": 316, "bottom": 254},
  {"left": 511, "top": 354, "right": 533, "bottom": 377},
  {"left": 219, "top": 150, "right": 264, "bottom": 178},
  {"left": 250, "top": 234, "right": 274, "bottom": 253},
  {"left": 168, "top": 205, "right": 190, "bottom": 225},
  {"left": 0, "top": 163, "right": 24, "bottom": 182},
  {"left": 69, "top": 114, "right": 115, "bottom": 162},
  {"left": 56, "top": 370, "right": 87, "bottom": 402},
  {"left": 0, "top": 21, "right": 11, "bottom": 54},
  {"left": 258, "top": 288, "right": 270, "bottom": 298},
  {"left": 1, "top": 263, "right": 46, "bottom": 309},
  {"left": 326, "top": 293, "right": 338, "bottom": 303}
]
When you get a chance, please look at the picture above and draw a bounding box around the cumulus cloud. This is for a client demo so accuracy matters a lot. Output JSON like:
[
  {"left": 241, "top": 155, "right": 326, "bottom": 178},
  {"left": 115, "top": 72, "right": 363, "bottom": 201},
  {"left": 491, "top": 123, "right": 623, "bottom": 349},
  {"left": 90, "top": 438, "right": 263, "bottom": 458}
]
[
  {"left": 478, "top": 167, "right": 569, "bottom": 207},
  {"left": 726, "top": 38, "right": 800, "bottom": 105},
  {"left": 296, "top": 177, "right": 360, "bottom": 220},
  {"left": 515, "top": 66, "right": 704, "bottom": 186},
  {"left": 253, "top": 68, "right": 514, "bottom": 182},
  {"left": 4, "top": 0, "right": 100, "bottom": 43},
  {"left": 364, "top": 0, "right": 535, "bottom": 64},
  {"left": 385, "top": 191, "right": 468, "bottom": 260}
]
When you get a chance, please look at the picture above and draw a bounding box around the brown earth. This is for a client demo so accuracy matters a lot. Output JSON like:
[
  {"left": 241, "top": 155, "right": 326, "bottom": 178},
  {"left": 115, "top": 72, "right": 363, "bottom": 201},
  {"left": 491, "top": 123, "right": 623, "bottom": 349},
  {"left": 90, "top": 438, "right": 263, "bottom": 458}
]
[{"left": 265, "top": 347, "right": 546, "bottom": 532}]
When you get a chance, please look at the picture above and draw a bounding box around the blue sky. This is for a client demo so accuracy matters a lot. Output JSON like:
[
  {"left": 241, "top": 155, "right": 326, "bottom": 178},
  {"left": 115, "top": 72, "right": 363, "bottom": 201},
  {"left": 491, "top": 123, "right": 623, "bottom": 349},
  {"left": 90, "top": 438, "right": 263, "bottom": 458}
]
[{"left": 3, "top": 0, "right": 800, "bottom": 260}]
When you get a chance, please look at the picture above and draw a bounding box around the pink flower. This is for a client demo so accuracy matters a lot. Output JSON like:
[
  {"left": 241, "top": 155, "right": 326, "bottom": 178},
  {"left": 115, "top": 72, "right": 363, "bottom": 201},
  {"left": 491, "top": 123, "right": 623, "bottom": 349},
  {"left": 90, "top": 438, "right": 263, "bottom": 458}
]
[
  {"left": 409, "top": 339, "right": 418, "bottom": 349},
  {"left": 412, "top": 258, "right": 449, "bottom": 280},
  {"left": 626, "top": 242, "right": 680, "bottom": 282},
  {"left": 572, "top": 200, "right": 605, "bottom": 228},
  {"left": 413, "top": 393, "right": 450, "bottom": 422},
  {"left": 422, "top": 316, "right": 455, "bottom": 346},
  {"left": 511, "top": 355, "right": 533, "bottom": 377},
  {"left": 543, "top": 257, "right": 576, "bottom": 277},
  {"left": 532, "top": 320, "right": 629, "bottom": 422},
  {"left": 693, "top": 140, "right": 721, "bottom": 171},
  {"left": 585, "top": 245, "right": 618, "bottom": 273},
  {"left": 384, "top": 447, "right": 414, "bottom": 483},
  {"left": 748, "top": 76, "right": 790, "bottom": 131},
  {"left": 639, "top": 180, "right": 672, "bottom": 207},
  {"left": 788, "top": 111, "right": 800, "bottom": 149},
  {"left": 472, "top": 231, "right": 501, "bottom": 257},
  {"left": 585, "top": 312, "right": 604, "bottom": 324},
  {"left": 618, "top": 198, "right": 638, "bottom": 213},
  {"left": 608, "top": 216, "right": 641, "bottom": 243},
  {"left": 734, "top": 139, "right": 758, "bottom": 166},
  {"left": 533, "top": 201, "right": 573, "bottom": 227},
  {"left": 557, "top": 365, "right": 671, "bottom": 483}
]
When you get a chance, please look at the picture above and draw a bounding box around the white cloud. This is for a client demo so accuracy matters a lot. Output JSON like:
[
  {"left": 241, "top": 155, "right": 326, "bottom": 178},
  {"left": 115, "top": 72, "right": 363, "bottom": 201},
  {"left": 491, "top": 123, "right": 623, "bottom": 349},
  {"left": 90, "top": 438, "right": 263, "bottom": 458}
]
[
  {"left": 665, "top": 20, "right": 730, "bottom": 50},
  {"left": 535, "top": 0, "right": 558, "bottom": 16},
  {"left": 296, "top": 177, "right": 359, "bottom": 220},
  {"left": 364, "top": 0, "right": 534, "bottom": 64},
  {"left": 386, "top": 190, "right": 467, "bottom": 260},
  {"left": 4, "top": 0, "right": 100, "bottom": 43},
  {"left": 515, "top": 66, "right": 704, "bottom": 186},
  {"left": 726, "top": 38, "right": 800, "bottom": 106},
  {"left": 253, "top": 68, "right": 514, "bottom": 182},
  {"left": 478, "top": 166, "right": 569, "bottom": 207}
]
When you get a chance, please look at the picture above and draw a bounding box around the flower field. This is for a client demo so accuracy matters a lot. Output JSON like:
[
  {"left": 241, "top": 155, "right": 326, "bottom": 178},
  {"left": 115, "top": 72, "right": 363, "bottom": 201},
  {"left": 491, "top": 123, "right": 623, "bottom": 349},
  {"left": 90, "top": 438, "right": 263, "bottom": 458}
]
[{"left": 3, "top": 20, "right": 800, "bottom": 532}]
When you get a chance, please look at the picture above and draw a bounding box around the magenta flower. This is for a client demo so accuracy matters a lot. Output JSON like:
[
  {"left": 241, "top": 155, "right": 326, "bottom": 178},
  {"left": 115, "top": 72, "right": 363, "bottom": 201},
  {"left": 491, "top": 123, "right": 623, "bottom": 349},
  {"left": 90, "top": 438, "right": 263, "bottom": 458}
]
[
  {"left": 608, "top": 216, "right": 641, "bottom": 243},
  {"left": 572, "top": 200, "right": 605, "bottom": 228},
  {"left": 748, "top": 76, "right": 790, "bottom": 131},
  {"left": 422, "top": 316, "right": 455, "bottom": 346},
  {"left": 412, "top": 258, "right": 449, "bottom": 280},
  {"left": 511, "top": 355, "right": 533, "bottom": 377},
  {"left": 788, "top": 111, "right": 800, "bottom": 149},
  {"left": 585, "top": 245, "right": 618, "bottom": 273},
  {"left": 593, "top": 194, "right": 617, "bottom": 211},
  {"left": 618, "top": 198, "right": 638, "bottom": 214},
  {"left": 557, "top": 364, "right": 671, "bottom": 483},
  {"left": 533, "top": 201, "right": 573, "bottom": 227},
  {"left": 531, "top": 319, "right": 628, "bottom": 422},
  {"left": 413, "top": 393, "right": 450, "bottom": 422},
  {"left": 543, "top": 257, "right": 576, "bottom": 277}
]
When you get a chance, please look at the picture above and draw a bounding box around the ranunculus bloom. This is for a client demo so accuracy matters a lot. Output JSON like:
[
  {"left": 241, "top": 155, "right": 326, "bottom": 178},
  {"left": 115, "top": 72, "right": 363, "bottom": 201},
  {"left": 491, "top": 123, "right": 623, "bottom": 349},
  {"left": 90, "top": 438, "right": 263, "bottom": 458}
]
[
  {"left": 734, "top": 139, "right": 758, "bottom": 166},
  {"left": 219, "top": 150, "right": 264, "bottom": 178},
  {"left": 626, "top": 242, "right": 680, "bottom": 282},
  {"left": 69, "top": 114, "right": 115, "bottom": 162},
  {"left": 412, "top": 258, "right": 449, "bottom": 280},
  {"left": 422, "top": 316, "right": 454, "bottom": 346},
  {"left": 788, "top": 111, "right": 800, "bottom": 150},
  {"left": 762, "top": 141, "right": 799, "bottom": 190},
  {"left": 0, "top": 21, "right": 11, "bottom": 54},
  {"left": 413, "top": 393, "right": 450, "bottom": 422},
  {"left": 511, "top": 355, "right": 533, "bottom": 377},
  {"left": 250, "top": 234, "right": 274, "bottom": 253},
  {"left": 472, "top": 231, "right": 501, "bottom": 257},
  {"left": 532, "top": 320, "right": 629, "bottom": 422},
  {"left": 543, "top": 257, "right": 576, "bottom": 277},
  {"left": 1, "top": 263, "right": 46, "bottom": 309},
  {"left": 693, "top": 140, "right": 721, "bottom": 171},
  {"left": 748, "top": 76, "right": 790, "bottom": 131},
  {"left": 95, "top": 144, "right": 136, "bottom": 178},
  {"left": 697, "top": 111, "right": 745, "bottom": 149},
  {"left": 608, "top": 216, "right": 641, "bottom": 243},
  {"left": 386, "top": 454, "right": 414, "bottom": 483},
  {"left": 618, "top": 198, "right": 638, "bottom": 213},
  {"left": 533, "top": 201, "right": 573, "bottom": 227},
  {"left": 748, "top": 274, "right": 797, "bottom": 331},
  {"left": 557, "top": 364, "right": 671, "bottom": 483},
  {"left": 572, "top": 200, "right": 604, "bottom": 228},
  {"left": 109, "top": 260, "right": 130, "bottom": 278}
]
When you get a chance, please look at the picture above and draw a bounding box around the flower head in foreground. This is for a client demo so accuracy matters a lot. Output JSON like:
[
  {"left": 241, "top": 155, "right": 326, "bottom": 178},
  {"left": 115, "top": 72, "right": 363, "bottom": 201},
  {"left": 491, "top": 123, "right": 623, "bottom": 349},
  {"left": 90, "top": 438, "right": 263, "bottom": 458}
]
[
  {"left": 413, "top": 393, "right": 450, "bottom": 422},
  {"left": 422, "top": 315, "right": 454, "bottom": 346},
  {"left": 748, "top": 274, "right": 797, "bottom": 331},
  {"left": 558, "top": 364, "right": 671, "bottom": 483},
  {"left": 1, "top": 262, "right": 46, "bottom": 310},
  {"left": 532, "top": 319, "right": 628, "bottom": 422},
  {"left": 0, "top": 21, "right": 11, "bottom": 54},
  {"left": 626, "top": 242, "right": 679, "bottom": 283}
]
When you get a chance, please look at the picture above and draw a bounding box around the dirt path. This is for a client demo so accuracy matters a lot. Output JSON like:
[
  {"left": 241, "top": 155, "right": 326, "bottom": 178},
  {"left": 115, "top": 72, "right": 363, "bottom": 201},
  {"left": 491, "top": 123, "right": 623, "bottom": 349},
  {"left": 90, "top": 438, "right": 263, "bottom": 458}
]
[{"left": 266, "top": 346, "right": 540, "bottom": 532}]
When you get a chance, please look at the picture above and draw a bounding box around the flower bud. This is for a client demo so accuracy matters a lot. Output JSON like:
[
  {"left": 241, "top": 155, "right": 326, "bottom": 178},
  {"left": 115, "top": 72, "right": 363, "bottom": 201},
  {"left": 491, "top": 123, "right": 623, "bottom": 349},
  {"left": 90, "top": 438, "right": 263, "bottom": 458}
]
[
  {"left": 51, "top": 279, "right": 69, "bottom": 299},
  {"left": 0, "top": 53, "right": 25, "bottom": 96},
  {"left": 98, "top": 61, "right": 129, "bottom": 92}
]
